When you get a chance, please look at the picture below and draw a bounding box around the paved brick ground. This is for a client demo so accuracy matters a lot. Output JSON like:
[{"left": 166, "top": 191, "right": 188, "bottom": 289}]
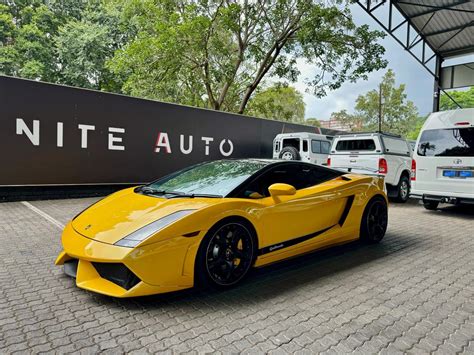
[{"left": 0, "top": 198, "right": 473, "bottom": 354}]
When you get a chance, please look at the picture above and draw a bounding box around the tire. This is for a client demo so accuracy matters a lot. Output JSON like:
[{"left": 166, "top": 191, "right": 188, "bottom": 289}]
[
  {"left": 195, "top": 219, "right": 256, "bottom": 290},
  {"left": 394, "top": 175, "right": 410, "bottom": 203},
  {"left": 279, "top": 146, "right": 300, "bottom": 160},
  {"left": 360, "top": 196, "right": 388, "bottom": 244},
  {"left": 423, "top": 201, "right": 439, "bottom": 210}
]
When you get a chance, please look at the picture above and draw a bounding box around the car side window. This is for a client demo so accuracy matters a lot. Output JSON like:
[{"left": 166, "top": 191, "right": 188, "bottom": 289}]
[{"left": 240, "top": 164, "right": 341, "bottom": 198}]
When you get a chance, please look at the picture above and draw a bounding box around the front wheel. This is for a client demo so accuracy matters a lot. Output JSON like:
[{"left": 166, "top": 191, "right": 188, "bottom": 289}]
[
  {"left": 360, "top": 196, "right": 388, "bottom": 244},
  {"left": 195, "top": 220, "right": 256, "bottom": 289}
]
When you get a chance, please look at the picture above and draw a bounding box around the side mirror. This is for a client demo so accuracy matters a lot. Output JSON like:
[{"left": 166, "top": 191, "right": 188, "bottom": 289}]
[{"left": 268, "top": 183, "right": 296, "bottom": 199}]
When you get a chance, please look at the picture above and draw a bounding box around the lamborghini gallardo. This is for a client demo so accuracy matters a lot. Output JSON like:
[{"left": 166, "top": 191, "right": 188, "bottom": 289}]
[{"left": 56, "top": 159, "right": 388, "bottom": 297}]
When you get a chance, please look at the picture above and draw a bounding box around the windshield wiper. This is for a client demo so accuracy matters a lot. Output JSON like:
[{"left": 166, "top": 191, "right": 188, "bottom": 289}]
[
  {"left": 167, "top": 193, "right": 223, "bottom": 199},
  {"left": 138, "top": 186, "right": 221, "bottom": 198},
  {"left": 138, "top": 186, "right": 183, "bottom": 196}
]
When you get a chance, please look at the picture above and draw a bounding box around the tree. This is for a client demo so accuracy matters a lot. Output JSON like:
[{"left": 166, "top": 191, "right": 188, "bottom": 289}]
[
  {"left": 328, "top": 70, "right": 421, "bottom": 137},
  {"left": 107, "top": 0, "right": 387, "bottom": 113},
  {"left": 305, "top": 118, "right": 321, "bottom": 127},
  {"left": 440, "top": 87, "right": 474, "bottom": 111},
  {"left": 0, "top": 1, "right": 124, "bottom": 90},
  {"left": 54, "top": 2, "right": 126, "bottom": 91},
  {"left": 246, "top": 84, "right": 305, "bottom": 122},
  {"left": 406, "top": 115, "right": 427, "bottom": 141},
  {"left": 329, "top": 109, "right": 363, "bottom": 131},
  {"left": 354, "top": 69, "right": 419, "bottom": 137}
]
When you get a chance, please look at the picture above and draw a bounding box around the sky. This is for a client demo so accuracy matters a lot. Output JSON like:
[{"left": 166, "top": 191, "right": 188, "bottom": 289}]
[{"left": 297, "top": 3, "right": 472, "bottom": 121}]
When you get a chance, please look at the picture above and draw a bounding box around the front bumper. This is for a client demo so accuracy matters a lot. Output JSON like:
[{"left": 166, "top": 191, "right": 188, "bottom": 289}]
[{"left": 55, "top": 223, "right": 202, "bottom": 297}]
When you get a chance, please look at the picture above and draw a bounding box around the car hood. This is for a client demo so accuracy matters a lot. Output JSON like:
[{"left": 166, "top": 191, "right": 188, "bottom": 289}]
[{"left": 71, "top": 188, "right": 213, "bottom": 245}]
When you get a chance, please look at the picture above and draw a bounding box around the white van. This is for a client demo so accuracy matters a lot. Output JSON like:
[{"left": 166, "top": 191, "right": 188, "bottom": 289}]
[
  {"left": 328, "top": 132, "right": 412, "bottom": 202},
  {"left": 411, "top": 108, "right": 474, "bottom": 210},
  {"left": 273, "top": 132, "right": 333, "bottom": 165}
]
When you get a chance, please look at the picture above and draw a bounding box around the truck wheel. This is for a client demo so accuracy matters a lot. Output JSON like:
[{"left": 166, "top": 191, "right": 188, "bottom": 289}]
[
  {"left": 423, "top": 201, "right": 439, "bottom": 210},
  {"left": 394, "top": 175, "right": 410, "bottom": 203},
  {"left": 279, "top": 146, "right": 300, "bottom": 160}
]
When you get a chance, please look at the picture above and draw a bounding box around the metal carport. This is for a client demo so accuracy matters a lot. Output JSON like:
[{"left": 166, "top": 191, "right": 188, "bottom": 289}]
[{"left": 356, "top": 0, "right": 474, "bottom": 111}]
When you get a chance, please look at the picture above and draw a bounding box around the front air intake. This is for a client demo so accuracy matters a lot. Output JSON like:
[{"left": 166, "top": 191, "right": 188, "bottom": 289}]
[{"left": 92, "top": 262, "right": 140, "bottom": 290}]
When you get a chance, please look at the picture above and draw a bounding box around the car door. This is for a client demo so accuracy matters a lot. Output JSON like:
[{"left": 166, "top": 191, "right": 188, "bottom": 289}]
[{"left": 243, "top": 163, "right": 347, "bottom": 253}]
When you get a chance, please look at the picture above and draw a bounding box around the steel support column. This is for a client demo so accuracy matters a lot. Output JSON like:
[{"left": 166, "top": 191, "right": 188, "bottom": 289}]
[{"left": 433, "top": 56, "right": 442, "bottom": 112}]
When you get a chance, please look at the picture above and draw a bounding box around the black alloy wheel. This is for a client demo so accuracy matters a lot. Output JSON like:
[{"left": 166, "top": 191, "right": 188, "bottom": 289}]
[
  {"left": 197, "top": 221, "right": 256, "bottom": 289},
  {"left": 360, "top": 196, "right": 388, "bottom": 244}
]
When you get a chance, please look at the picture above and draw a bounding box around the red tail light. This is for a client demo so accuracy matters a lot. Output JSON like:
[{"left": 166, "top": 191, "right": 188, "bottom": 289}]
[
  {"left": 411, "top": 159, "right": 416, "bottom": 181},
  {"left": 455, "top": 121, "right": 470, "bottom": 126},
  {"left": 378, "top": 158, "right": 388, "bottom": 174},
  {"left": 327, "top": 157, "right": 331, "bottom": 166}
]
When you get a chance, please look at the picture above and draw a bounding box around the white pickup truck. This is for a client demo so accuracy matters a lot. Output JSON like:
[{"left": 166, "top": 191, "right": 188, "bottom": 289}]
[{"left": 327, "top": 132, "right": 412, "bottom": 202}]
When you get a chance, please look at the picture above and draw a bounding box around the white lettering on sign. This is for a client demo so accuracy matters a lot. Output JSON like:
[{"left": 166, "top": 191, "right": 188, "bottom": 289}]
[
  {"left": 155, "top": 132, "right": 171, "bottom": 153},
  {"left": 201, "top": 136, "right": 214, "bottom": 156},
  {"left": 78, "top": 124, "right": 95, "bottom": 149},
  {"left": 57, "top": 122, "right": 64, "bottom": 147},
  {"left": 180, "top": 134, "right": 193, "bottom": 154},
  {"left": 14, "top": 119, "right": 234, "bottom": 158},
  {"left": 219, "top": 139, "right": 233, "bottom": 157},
  {"left": 16, "top": 118, "right": 40, "bottom": 146},
  {"left": 108, "top": 127, "right": 125, "bottom": 151}
]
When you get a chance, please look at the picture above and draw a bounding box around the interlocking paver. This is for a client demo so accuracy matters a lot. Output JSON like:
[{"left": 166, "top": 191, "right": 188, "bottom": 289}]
[{"left": 0, "top": 198, "right": 473, "bottom": 353}]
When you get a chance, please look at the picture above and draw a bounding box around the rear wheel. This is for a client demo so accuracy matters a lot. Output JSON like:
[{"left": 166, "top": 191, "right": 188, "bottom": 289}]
[
  {"left": 423, "top": 201, "right": 439, "bottom": 210},
  {"left": 394, "top": 175, "right": 410, "bottom": 203},
  {"left": 279, "top": 146, "right": 300, "bottom": 160},
  {"left": 195, "top": 220, "right": 256, "bottom": 289},
  {"left": 360, "top": 196, "right": 388, "bottom": 244}
]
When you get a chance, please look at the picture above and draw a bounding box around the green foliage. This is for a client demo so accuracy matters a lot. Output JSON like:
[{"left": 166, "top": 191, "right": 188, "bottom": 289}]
[
  {"left": 329, "top": 109, "right": 363, "bottom": 131},
  {"left": 329, "top": 70, "right": 422, "bottom": 138},
  {"left": 107, "top": 0, "right": 387, "bottom": 113},
  {"left": 305, "top": 118, "right": 321, "bottom": 127},
  {"left": 1, "top": 0, "right": 387, "bottom": 116},
  {"left": 440, "top": 87, "right": 474, "bottom": 111},
  {"left": 0, "top": 0, "right": 122, "bottom": 90},
  {"left": 354, "top": 69, "right": 419, "bottom": 137},
  {"left": 246, "top": 84, "right": 305, "bottom": 122},
  {"left": 406, "top": 115, "right": 427, "bottom": 141}
]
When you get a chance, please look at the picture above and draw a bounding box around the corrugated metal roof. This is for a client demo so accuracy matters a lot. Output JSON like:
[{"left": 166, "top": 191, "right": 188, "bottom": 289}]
[{"left": 394, "top": 0, "right": 474, "bottom": 58}]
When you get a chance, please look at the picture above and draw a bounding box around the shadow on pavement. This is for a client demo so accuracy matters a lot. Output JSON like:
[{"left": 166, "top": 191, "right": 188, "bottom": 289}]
[{"left": 88, "top": 234, "right": 420, "bottom": 309}]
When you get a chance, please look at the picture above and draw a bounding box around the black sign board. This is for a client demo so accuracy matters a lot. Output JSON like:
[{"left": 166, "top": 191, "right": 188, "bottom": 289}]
[{"left": 0, "top": 75, "right": 325, "bottom": 187}]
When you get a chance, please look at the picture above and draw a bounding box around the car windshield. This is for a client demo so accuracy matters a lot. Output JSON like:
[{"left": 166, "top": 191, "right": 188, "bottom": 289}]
[{"left": 146, "top": 160, "right": 269, "bottom": 197}]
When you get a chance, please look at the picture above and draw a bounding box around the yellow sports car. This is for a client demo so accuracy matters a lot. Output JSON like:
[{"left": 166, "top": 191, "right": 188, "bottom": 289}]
[{"left": 56, "top": 159, "right": 388, "bottom": 297}]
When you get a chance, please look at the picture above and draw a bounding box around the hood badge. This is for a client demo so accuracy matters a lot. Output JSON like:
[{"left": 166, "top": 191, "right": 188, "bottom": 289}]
[{"left": 84, "top": 224, "right": 92, "bottom": 230}]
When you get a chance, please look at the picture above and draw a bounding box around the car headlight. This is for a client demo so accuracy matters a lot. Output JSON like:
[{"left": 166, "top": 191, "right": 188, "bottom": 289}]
[{"left": 114, "top": 210, "right": 196, "bottom": 248}]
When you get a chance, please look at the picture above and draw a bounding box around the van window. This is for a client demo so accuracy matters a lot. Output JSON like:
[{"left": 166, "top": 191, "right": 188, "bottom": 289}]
[
  {"left": 311, "top": 140, "right": 321, "bottom": 153},
  {"left": 335, "top": 139, "right": 376, "bottom": 151},
  {"left": 417, "top": 128, "right": 474, "bottom": 157},
  {"left": 313, "top": 140, "right": 330, "bottom": 154},
  {"left": 302, "top": 140, "right": 308, "bottom": 152}
]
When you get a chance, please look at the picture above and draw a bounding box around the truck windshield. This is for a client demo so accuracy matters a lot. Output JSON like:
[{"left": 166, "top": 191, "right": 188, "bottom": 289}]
[{"left": 417, "top": 128, "right": 474, "bottom": 157}]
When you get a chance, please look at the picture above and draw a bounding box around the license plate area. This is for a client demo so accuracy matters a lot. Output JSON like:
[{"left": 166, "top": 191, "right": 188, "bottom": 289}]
[{"left": 443, "top": 170, "right": 473, "bottom": 178}]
